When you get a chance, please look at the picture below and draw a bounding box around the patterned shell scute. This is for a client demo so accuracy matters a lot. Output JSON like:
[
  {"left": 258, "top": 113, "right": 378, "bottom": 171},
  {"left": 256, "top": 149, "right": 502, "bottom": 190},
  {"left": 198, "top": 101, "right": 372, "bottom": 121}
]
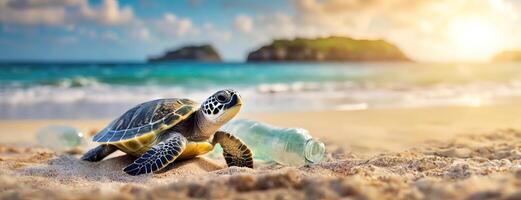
[{"left": 93, "top": 98, "right": 197, "bottom": 143}]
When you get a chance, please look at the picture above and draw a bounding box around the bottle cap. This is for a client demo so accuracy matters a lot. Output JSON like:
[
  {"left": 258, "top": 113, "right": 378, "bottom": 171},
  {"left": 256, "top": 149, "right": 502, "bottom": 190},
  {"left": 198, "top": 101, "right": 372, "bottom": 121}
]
[{"left": 304, "top": 138, "right": 325, "bottom": 164}]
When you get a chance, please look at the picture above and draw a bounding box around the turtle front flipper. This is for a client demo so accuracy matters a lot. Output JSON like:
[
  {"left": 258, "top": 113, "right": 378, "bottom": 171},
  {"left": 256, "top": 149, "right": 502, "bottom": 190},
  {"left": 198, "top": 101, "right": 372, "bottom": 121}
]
[
  {"left": 81, "top": 144, "right": 118, "bottom": 162},
  {"left": 212, "top": 131, "right": 253, "bottom": 168},
  {"left": 123, "top": 133, "right": 187, "bottom": 176}
]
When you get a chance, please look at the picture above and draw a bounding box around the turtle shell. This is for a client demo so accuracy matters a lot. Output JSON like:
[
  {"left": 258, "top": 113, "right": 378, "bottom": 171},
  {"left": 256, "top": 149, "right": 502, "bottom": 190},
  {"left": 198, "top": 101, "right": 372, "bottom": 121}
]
[{"left": 93, "top": 98, "right": 198, "bottom": 143}]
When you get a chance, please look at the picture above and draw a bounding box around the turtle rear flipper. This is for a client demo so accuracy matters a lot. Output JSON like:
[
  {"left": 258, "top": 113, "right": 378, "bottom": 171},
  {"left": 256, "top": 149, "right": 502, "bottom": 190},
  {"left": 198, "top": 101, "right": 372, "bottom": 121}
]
[
  {"left": 123, "top": 133, "right": 187, "bottom": 176},
  {"left": 81, "top": 144, "right": 118, "bottom": 162},
  {"left": 212, "top": 131, "right": 253, "bottom": 168}
]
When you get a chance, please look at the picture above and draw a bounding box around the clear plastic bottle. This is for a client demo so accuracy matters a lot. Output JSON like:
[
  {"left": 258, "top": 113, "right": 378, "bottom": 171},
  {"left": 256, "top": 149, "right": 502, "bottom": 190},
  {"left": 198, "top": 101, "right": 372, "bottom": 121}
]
[
  {"left": 36, "top": 125, "right": 86, "bottom": 151},
  {"left": 214, "top": 119, "right": 326, "bottom": 166}
]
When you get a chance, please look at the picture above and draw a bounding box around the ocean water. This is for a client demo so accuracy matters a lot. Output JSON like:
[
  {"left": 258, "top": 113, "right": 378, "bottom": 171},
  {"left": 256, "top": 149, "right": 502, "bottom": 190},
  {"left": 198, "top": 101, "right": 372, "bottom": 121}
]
[{"left": 1, "top": 62, "right": 521, "bottom": 119}]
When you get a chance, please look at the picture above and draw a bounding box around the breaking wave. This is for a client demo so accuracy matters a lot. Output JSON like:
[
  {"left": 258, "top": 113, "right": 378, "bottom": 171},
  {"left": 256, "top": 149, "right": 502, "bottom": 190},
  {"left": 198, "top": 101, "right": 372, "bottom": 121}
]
[
  {"left": 3, "top": 80, "right": 521, "bottom": 118},
  {"left": 3, "top": 62, "right": 521, "bottom": 119}
]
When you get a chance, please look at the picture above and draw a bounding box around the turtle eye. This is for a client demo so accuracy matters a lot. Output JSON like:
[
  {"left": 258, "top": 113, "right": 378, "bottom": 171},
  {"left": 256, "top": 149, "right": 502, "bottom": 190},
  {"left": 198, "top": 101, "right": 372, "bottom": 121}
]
[{"left": 215, "top": 91, "right": 230, "bottom": 103}]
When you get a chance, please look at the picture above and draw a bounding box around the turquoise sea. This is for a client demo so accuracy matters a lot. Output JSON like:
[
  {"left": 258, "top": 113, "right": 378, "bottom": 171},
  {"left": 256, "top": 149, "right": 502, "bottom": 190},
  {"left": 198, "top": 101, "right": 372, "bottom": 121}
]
[{"left": 1, "top": 62, "right": 521, "bottom": 119}]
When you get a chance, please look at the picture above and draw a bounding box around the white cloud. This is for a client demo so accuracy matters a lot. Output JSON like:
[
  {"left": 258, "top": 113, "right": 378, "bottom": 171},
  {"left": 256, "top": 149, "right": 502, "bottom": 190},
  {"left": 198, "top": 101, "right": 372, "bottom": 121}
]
[
  {"left": 153, "top": 13, "right": 196, "bottom": 37},
  {"left": 234, "top": 14, "right": 253, "bottom": 33},
  {"left": 0, "top": 0, "right": 67, "bottom": 25},
  {"left": 79, "top": 0, "right": 133, "bottom": 25},
  {"left": 0, "top": 0, "right": 134, "bottom": 26}
]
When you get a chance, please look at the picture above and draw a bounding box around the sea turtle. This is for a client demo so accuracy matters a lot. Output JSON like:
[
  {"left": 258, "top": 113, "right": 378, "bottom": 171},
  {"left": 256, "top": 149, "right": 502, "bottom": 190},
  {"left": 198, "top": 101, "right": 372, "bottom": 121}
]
[{"left": 81, "top": 89, "right": 253, "bottom": 176}]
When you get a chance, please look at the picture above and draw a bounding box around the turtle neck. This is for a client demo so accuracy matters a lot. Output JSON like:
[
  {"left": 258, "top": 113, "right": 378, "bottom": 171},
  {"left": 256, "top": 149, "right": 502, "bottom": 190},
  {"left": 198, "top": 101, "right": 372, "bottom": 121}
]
[{"left": 193, "top": 110, "right": 221, "bottom": 140}]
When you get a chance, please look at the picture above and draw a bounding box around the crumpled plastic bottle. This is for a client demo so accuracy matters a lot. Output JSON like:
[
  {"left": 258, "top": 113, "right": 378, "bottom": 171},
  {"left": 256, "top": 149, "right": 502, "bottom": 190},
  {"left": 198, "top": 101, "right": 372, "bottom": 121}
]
[
  {"left": 36, "top": 125, "right": 86, "bottom": 151},
  {"left": 211, "top": 119, "right": 326, "bottom": 166}
]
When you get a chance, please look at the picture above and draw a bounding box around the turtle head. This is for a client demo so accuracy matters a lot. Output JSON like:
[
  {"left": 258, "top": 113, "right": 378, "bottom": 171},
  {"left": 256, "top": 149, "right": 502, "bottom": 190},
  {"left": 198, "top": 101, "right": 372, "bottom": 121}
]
[{"left": 201, "top": 89, "right": 243, "bottom": 124}]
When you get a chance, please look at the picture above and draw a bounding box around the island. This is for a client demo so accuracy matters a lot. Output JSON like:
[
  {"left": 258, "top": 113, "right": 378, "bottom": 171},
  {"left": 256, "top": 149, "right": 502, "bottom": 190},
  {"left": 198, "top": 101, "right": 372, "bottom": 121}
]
[
  {"left": 147, "top": 44, "right": 222, "bottom": 63},
  {"left": 492, "top": 50, "right": 521, "bottom": 62},
  {"left": 247, "top": 36, "right": 410, "bottom": 62}
]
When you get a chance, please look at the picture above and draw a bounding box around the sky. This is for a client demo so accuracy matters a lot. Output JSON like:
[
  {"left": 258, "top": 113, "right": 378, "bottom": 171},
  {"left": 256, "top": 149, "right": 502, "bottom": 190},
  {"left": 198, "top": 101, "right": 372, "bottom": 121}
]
[{"left": 1, "top": 0, "right": 521, "bottom": 62}]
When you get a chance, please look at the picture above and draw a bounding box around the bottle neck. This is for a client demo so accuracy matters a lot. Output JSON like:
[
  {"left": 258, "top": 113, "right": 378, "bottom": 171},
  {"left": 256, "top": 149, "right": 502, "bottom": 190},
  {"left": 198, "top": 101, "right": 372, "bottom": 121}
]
[{"left": 304, "top": 138, "right": 325, "bottom": 164}]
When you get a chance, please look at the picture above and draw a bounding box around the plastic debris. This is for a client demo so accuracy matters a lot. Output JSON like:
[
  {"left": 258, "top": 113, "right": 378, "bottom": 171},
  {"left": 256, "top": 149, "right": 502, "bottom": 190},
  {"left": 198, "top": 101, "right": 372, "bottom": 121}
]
[
  {"left": 211, "top": 119, "right": 325, "bottom": 166},
  {"left": 36, "top": 125, "right": 86, "bottom": 152}
]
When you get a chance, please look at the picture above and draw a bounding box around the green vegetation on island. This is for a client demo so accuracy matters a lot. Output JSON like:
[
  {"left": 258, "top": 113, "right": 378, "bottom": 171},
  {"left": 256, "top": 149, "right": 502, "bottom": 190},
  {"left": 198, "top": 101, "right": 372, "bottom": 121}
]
[
  {"left": 247, "top": 36, "right": 411, "bottom": 62},
  {"left": 148, "top": 44, "right": 221, "bottom": 63},
  {"left": 492, "top": 50, "right": 521, "bottom": 62}
]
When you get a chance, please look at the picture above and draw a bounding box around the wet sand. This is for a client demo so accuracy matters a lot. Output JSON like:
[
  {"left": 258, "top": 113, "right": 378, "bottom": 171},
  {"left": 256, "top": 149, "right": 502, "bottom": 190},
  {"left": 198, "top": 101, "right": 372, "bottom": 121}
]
[{"left": 1, "top": 105, "right": 521, "bottom": 199}]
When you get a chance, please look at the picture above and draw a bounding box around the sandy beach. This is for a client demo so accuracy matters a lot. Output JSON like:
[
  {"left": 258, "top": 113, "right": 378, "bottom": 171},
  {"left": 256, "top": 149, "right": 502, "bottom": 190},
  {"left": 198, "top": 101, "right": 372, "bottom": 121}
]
[
  {"left": 1, "top": 105, "right": 521, "bottom": 199},
  {"left": 3, "top": 0, "right": 521, "bottom": 199}
]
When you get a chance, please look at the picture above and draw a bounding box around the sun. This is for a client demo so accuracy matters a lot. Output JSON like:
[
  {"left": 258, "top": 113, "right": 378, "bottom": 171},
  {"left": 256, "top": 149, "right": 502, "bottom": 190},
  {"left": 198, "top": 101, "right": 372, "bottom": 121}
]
[{"left": 447, "top": 18, "right": 503, "bottom": 61}]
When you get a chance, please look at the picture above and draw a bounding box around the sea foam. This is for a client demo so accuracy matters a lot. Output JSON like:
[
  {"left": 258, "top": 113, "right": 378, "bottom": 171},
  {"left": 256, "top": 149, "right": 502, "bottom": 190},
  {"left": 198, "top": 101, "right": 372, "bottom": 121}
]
[
  {"left": 3, "top": 62, "right": 521, "bottom": 119},
  {"left": 3, "top": 80, "right": 521, "bottom": 119}
]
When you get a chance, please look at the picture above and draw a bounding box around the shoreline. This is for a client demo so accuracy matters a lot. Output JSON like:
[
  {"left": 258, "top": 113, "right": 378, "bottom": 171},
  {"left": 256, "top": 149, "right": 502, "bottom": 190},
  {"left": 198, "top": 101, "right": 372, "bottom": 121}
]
[{"left": 2, "top": 104, "right": 521, "bottom": 156}]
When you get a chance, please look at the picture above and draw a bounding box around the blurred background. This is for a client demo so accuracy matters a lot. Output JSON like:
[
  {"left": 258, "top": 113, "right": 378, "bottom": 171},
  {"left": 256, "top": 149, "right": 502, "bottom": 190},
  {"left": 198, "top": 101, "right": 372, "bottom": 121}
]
[{"left": 1, "top": 0, "right": 521, "bottom": 119}]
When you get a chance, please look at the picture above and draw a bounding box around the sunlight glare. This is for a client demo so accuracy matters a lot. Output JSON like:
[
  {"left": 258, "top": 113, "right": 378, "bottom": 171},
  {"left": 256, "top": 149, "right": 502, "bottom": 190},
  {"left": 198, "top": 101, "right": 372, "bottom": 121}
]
[{"left": 447, "top": 18, "right": 503, "bottom": 60}]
